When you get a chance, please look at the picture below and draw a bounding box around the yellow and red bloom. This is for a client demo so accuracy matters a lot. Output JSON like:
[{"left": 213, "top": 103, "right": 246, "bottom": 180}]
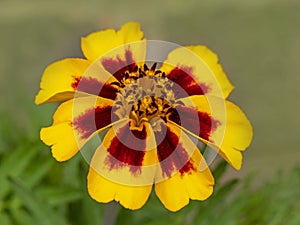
[{"left": 35, "top": 22, "right": 253, "bottom": 212}]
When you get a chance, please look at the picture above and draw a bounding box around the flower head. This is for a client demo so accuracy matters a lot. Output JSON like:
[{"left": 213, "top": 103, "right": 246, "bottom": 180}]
[{"left": 35, "top": 22, "right": 253, "bottom": 211}]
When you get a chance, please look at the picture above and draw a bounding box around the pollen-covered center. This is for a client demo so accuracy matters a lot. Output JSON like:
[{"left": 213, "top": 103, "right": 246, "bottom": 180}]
[
  {"left": 113, "top": 63, "right": 176, "bottom": 129},
  {"left": 130, "top": 96, "right": 172, "bottom": 129}
]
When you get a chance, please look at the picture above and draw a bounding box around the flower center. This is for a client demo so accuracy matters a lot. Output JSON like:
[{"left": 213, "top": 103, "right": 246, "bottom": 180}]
[
  {"left": 113, "top": 63, "right": 176, "bottom": 130},
  {"left": 130, "top": 96, "right": 173, "bottom": 129}
]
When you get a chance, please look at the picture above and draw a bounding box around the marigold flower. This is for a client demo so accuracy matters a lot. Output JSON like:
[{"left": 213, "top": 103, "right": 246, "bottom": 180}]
[{"left": 35, "top": 22, "right": 253, "bottom": 212}]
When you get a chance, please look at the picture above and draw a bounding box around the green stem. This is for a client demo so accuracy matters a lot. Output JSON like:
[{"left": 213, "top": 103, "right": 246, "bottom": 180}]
[{"left": 103, "top": 201, "right": 121, "bottom": 225}]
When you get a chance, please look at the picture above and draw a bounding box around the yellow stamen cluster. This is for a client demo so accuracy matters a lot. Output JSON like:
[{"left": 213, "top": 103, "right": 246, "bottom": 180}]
[
  {"left": 113, "top": 63, "right": 176, "bottom": 130},
  {"left": 130, "top": 96, "right": 173, "bottom": 130}
]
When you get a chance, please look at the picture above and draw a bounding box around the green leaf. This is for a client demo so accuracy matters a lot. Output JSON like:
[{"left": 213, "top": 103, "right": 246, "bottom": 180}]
[
  {"left": 0, "top": 143, "right": 39, "bottom": 199},
  {"left": 8, "top": 176, "right": 68, "bottom": 225},
  {"left": 22, "top": 158, "right": 54, "bottom": 188},
  {"left": 212, "top": 160, "right": 228, "bottom": 182},
  {"left": 0, "top": 212, "right": 12, "bottom": 225},
  {"left": 36, "top": 186, "right": 82, "bottom": 206},
  {"left": 289, "top": 212, "right": 300, "bottom": 225},
  {"left": 61, "top": 154, "right": 82, "bottom": 188},
  {"left": 192, "top": 178, "right": 239, "bottom": 224},
  {"left": 140, "top": 217, "right": 175, "bottom": 225},
  {"left": 80, "top": 196, "right": 104, "bottom": 225},
  {"left": 11, "top": 208, "right": 38, "bottom": 225},
  {"left": 213, "top": 178, "right": 239, "bottom": 201}
]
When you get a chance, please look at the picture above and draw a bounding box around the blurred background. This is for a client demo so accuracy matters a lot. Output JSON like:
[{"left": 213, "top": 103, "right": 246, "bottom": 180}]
[{"left": 0, "top": 0, "right": 299, "bottom": 224}]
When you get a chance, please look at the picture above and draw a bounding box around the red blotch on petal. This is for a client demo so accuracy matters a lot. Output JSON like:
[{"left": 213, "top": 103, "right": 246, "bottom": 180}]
[
  {"left": 73, "top": 106, "right": 113, "bottom": 139},
  {"left": 156, "top": 123, "right": 195, "bottom": 177},
  {"left": 168, "top": 105, "right": 220, "bottom": 140},
  {"left": 179, "top": 160, "right": 196, "bottom": 176},
  {"left": 105, "top": 122, "right": 147, "bottom": 174},
  {"left": 71, "top": 77, "right": 118, "bottom": 100},
  {"left": 101, "top": 50, "right": 137, "bottom": 82},
  {"left": 167, "top": 67, "right": 211, "bottom": 98}
]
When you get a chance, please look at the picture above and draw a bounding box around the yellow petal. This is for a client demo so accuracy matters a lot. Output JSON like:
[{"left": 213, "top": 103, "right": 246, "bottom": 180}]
[
  {"left": 81, "top": 22, "right": 144, "bottom": 62},
  {"left": 88, "top": 121, "right": 156, "bottom": 209},
  {"left": 179, "top": 95, "right": 253, "bottom": 170},
  {"left": 155, "top": 123, "right": 214, "bottom": 212},
  {"left": 216, "top": 100, "right": 253, "bottom": 169},
  {"left": 87, "top": 168, "right": 152, "bottom": 210},
  {"left": 117, "top": 22, "right": 144, "bottom": 44},
  {"left": 53, "top": 95, "right": 114, "bottom": 124},
  {"left": 40, "top": 122, "right": 78, "bottom": 161},
  {"left": 35, "top": 58, "right": 90, "bottom": 105},
  {"left": 41, "top": 96, "right": 114, "bottom": 161},
  {"left": 153, "top": 120, "right": 196, "bottom": 182},
  {"left": 90, "top": 121, "right": 157, "bottom": 187},
  {"left": 186, "top": 45, "right": 234, "bottom": 98},
  {"left": 35, "top": 57, "right": 121, "bottom": 105},
  {"left": 160, "top": 45, "right": 233, "bottom": 99},
  {"left": 155, "top": 167, "right": 214, "bottom": 212}
]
